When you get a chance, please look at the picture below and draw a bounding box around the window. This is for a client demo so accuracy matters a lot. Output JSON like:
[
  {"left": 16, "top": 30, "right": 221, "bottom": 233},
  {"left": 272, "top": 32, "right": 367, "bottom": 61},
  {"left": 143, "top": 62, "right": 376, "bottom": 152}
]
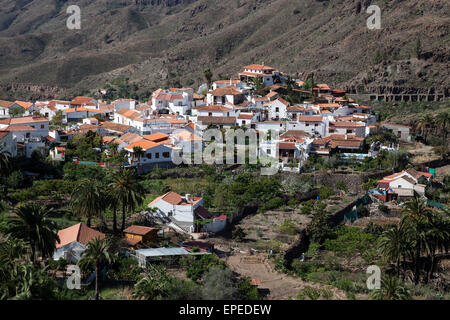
[
  {"left": 267, "top": 149, "right": 271, "bottom": 155},
  {"left": 208, "top": 112, "right": 212, "bottom": 116},
  {"left": 155, "top": 153, "right": 160, "bottom": 159},
  {"left": 346, "top": 129, "right": 353, "bottom": 134},
  {"left": 41, "top": 124, "right": 45, "bottom": 129},
  {"left": 163, "top": 152, "right": 170, "bottom": 158},
  {"left": 147, "top": 153, "right": 152, "bottom": 159},
  {"left": 275, "top": 107, "right": 279, "bottom": 112},
  {"left": 242, "top": 121, "right": 246, "bottom": 125}
]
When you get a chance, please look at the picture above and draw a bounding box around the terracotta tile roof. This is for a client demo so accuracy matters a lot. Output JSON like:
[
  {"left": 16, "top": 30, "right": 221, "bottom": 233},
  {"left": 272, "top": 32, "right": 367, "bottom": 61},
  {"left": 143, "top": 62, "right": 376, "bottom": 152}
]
[
  {"left": 317, "top": 103, "right": 340, "bottom": 109},
  {"left": 100, "top": 122, "right": 132, "bottom": 133},
  {"left": 280, "top": 130, "right": 311, "bottom": 139},
  {"left": 0, "top": 116, "right": 48, "bottom": 125},
  {"left": 266, "top": 91, "right": 279, "bottom": 99},
  {"left": 329, "top": 140, "right": 363, "bottom": 148},
  {"left": 197, "top": 116, "right": 236, "bottom": 125},
  {"left": 63, "top": 107, "right": 102, "bottom": 114},
  {"left": 72, "top": 96, "right": 93, "bottom": 103},
  {"left": 79, "top": 124, "right": 100, "bottom": 134},
  {"left": 154, "top": 93, "right": 184, "bottom": 101},
  {"left": 238, "top": 113, "right": 254, "bottom": 120},
  {"left": 120, "top": 132, "right": 143, "bottom": 144},
  {"left": 328, "top": 134, "right": 364, "bottom": 141},
  {"left": 102, "top": 136, "right": 116, "bottom": 144},
  {"left": 287, "top": 105, "right": 307, "bottom": 112},
  {"left": 98, "top": 104, "right": 114, "bottom": 112},
  {"left": 278, "top": 142, "right": 296, "bottom": 149},
  {"left": 14, "top": 101, "right": 33, "bottom": 109},
  {"left": 124, "top": 225, "right": 159, "bottom": 236},
  {"left": 330, "top": 121, "right": 364, "bottom": 127},
  {"left": 172, "top": 130, "right": 203, "bottom": 141},
  {"left": 148, "top": 191, "right": 202, "bottom": 207},
  {"left": 214, "top": 79, "right": 241, "bottom": 84},
  {"left": 210, "top": 88, "right": 243, "bottom": 97},
  {"left": 125, "top": 140, "right": 159, "bottom": 151},
  {"left": 196, "top": 105, "right": 232, "bottom": 112},
  {"left": 149, "top": 191, "right": 182, "bottom": 206},
  {"left": 56, "top": 223, "right": 105, "bottom": 249},
  {"left": 316, "top": 83, "right": 330, "bottom": 90},
  {"left": 0, "top": 100, "right": 15, "bottom": 108},
  {"left": 298, "top": 116, "right": 323, "bottom": 122},
  {"left": 406, "top": 168, "right": 432, "bottom": 179},
  {"left": 243, "top": 64, "right": 275, "bottom": 71},
  {"left": 3, "top": 125, "right": 36, "bottom": 131},
  {"left": 116, "top": 108, "right": 142, "bottom": 120},
  {"left": 143, "top": 132, "right": 170, "bottom": 142}
]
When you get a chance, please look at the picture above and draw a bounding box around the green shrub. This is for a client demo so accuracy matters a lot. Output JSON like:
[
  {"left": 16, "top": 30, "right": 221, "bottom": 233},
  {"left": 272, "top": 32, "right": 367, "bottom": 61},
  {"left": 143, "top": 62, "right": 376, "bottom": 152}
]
[
  {"left": 263, "top": 197, "right": 284, "bottom": 210},
  {"left": 319, "top": 186, "right": 335, "bottom": 200},
  {"left": 277, "top": 220, "right": 297, "bottom": 235}
]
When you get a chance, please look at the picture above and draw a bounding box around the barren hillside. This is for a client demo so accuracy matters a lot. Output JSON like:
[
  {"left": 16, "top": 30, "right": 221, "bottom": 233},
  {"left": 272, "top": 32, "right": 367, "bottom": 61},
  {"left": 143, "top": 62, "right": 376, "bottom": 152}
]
[{"left": 0, "top": 0, "right": 448, "bottom": 99}]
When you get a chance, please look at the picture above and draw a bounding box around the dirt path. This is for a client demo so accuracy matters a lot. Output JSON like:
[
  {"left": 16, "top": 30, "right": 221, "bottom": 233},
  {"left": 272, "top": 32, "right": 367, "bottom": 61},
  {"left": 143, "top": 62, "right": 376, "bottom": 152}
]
[{"left": 226, "top": 253, "right": 347, "bottom": 300}]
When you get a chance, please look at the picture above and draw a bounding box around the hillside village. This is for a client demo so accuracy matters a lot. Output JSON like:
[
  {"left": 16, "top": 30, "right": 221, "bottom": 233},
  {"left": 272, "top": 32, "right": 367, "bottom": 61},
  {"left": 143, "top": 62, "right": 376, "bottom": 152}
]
[
  {"left": 0, "top": 64, "right": 412, "bottom": 172},
  {"left": 0, "top": 63, "right": 449, "bottom": 301}
]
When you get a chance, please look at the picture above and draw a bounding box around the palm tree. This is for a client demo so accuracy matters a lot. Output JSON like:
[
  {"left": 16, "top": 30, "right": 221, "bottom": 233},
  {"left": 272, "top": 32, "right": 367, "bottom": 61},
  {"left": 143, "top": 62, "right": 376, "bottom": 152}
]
[
  {"left": 402, "top": 198, "right": 431, "bottom": 221},
  {"left": 132, "top": 266, "right": 170, "bottom": 300},
  {"left": 132, "top": 146, "right": 144, "bottom": 166},
  {"left": 108, "top": 142, "right": 119, "bottom": 157},
  {"left": 370, "top": 275, "right": 411, "bottom": 300},
  {"left": 0, "top": 146, "right": 11, "bottom": 180},
  {"left": 204, "top": 68, "right": 213, "bottom": 89},
  {"left": 423, "top": 211, "right": 450, "bottom": 282},
  {"left": 435, "top": 111, "right": 450, "bottom": 147},
  {"left": 417, "top": 114, "right": 434, "bottom": 143},
  {"left": 7, "top": 204, "right": 60, "bottom": 263},
  {"left": 78, "top": 237, "right": 113, "bottom": 300},
  {"left": 379, "top": 223, "right": 410, "bottom": 276},
  {"left": 106, "top": 188, "right": 120, "bottom": 234},
  {"left": 109, "top": 169, "right": 145, "bottom": 232},
  {"left": 401, "top": 198, "right": 433, "bottom": 284},
  {"left": 70, "top": 178, "right": 107, "bottom": 228}
]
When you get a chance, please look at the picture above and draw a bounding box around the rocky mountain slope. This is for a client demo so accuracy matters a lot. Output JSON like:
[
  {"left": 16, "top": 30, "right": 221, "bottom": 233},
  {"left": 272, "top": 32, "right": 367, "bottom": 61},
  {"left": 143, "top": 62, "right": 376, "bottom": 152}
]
[{"left": 0, "top": 0, "right": 448, "bottom": 100}]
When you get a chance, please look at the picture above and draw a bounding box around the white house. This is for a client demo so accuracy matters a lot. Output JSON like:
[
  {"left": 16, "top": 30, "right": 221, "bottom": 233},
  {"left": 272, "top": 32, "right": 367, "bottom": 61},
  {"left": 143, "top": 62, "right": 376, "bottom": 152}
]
[
  {"left": 0, "top": 130, "right": 17, "bottom": 157},
  {"left": 124, "top": 139, "right": 174, "bottom": 167},
  {"left": 52, "top": 223, "right": 106, "bottom": 263},
  {"left": 212, "top": 79, "right": 246, "bottom": 91},
  {"left": 239, "top": 64, "right": 286, "bottom": 87},
  {"left": 266, "top": 98, "right": 290, "bottom": 120},
  {"left": 112, "top": 99, "right": 137, "bottom": 112},
  {"left": 152, "top": 91, "right": 192, "bottom": 115},
  {"left": 328, "top": 121, "right": 366, "bottom": 138},
  {"left": 0, "top": 100, "right": 24, "bottom": 118},
  {"left": 193, "top": 104, "right": 236, "bottom": 118},
  {"left": 206, "top": 87, "right": 245, "bottom": 106},
  {"left": 290, "top": 116, "right": 327, "bottom": 137},
  {"left": 0, "top": 116, "right": 49, "bottom": 139},
  {"left": 62, "top": 107, "right": 102, "bottom": 123},
  {"left": 148, "top": 192, "right": 226, "bottom": 234}
]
